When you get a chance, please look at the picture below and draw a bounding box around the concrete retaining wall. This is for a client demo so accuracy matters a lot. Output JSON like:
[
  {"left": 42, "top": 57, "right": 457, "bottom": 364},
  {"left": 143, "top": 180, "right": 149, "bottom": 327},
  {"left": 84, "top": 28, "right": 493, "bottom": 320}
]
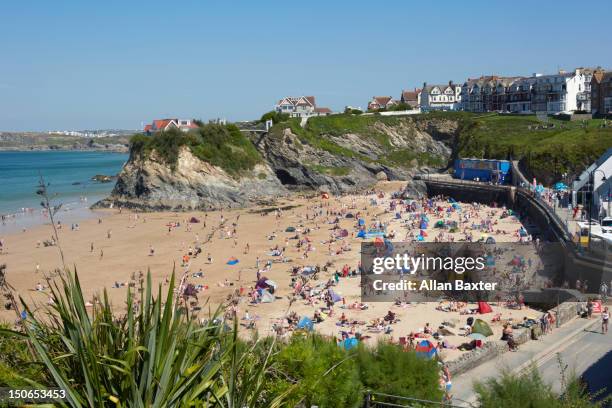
[{"left": 446, "top": 303, "right": 579, "bottom": 376}]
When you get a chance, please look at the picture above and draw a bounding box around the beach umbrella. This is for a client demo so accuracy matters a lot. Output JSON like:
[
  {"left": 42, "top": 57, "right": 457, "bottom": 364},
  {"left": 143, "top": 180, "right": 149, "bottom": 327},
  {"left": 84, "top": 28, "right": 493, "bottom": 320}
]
[
  {"left": 345, "top": 213, "right": 355, "bottom": 218},
  {"left": 415, "top": 340, "right": 437, "bottom": 359},
  {"left": 553, "top": 182, "right": 568, "bottom": 191},
  {"left": 468, "top": 333, "right": 487, "bottom": 341}
]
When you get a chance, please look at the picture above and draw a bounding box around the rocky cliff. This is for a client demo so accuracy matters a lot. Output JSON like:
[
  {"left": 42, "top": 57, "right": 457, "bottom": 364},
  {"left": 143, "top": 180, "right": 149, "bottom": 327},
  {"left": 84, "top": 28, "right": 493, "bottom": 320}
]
[
  {"left": 97, "top": 116, "right": 459, "bottom": 211},
  {"left": 95, "top": 147, "right": 286, "bottom": 211}
]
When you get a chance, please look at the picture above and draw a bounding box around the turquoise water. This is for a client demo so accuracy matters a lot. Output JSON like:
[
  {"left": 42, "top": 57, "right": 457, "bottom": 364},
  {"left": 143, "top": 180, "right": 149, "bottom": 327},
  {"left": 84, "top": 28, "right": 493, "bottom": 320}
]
[{"left": 0, "top": 151, "right": 128, "bottom": 229}]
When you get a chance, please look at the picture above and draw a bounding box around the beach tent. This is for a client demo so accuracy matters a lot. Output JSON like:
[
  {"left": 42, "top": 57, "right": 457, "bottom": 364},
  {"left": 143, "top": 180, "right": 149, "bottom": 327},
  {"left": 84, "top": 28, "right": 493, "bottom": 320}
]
[
  {"left": 478, "top": 301, "right": 493, "bottom": 314},
  {"left": 265, "top": 279, "right": 278, "bottom": 289},
  {"left": 226, "top": 258, "right": 239, "bottom": 265},
  {"left": 285, "top": 226, "right": 296, "bottom": 232},
  {"left": 485, "top": 236, "right": 496, "bottom": 244},
  {"left": 297, "top": 316, "right": 314, "bottom": 331},
  {"left": 260, "top": 289, "right": 275, "bottom": 303},
  {"left": 358, "top": 218, "right": 366, "bottom": 226},
  {"left": 255, "top": 278, "right": 270, "bottom": 290},
  {"left": 468, "top": 333, "right": 487, "bottom": 342},
  {"left": 345, "top": 213, "right": 355, "bottom": 219},
  {"left": 435, "top": 220, "right": 445, "bottom": 228},
  {"left": 471, "top": 319, "right": 493, "bottom": 337},
  {"left": 189, "top": 216, "right": 200, "bottom": 223},
  {"left": 415, "top": 340, "right": 437, "bottom": 359},
  {"left": 417, "top": 235, "right": 425, "bottom": 242},
  {"left": 328, "top": 289, "right": 342, "bottom": 303},
  {"left": 357, "top": 230, "right": 366, "bottom": 238},
  {"left": 420, "top": 220, "right": 428, "bottom": 229},
  {"left": 395, "top": 212, "right": 402, "bottom": 219},
  {"left": 341, "top": 337, "right": 359, "bottom": 350},
  {"left": 321, "top": 192, "right": 330, "bottom": 199}
]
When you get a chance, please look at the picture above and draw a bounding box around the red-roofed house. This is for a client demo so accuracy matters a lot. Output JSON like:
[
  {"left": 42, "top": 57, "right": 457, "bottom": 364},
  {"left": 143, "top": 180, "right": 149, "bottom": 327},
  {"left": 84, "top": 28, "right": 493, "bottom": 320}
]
[
  {"left": 144, "top": 118, "right": 199, "bottom": 134},
  {"left": 274, "top": 96, "right": 332, "bottom": 118},
  {"left": 367, "top": 96, "right": 397, "bottom": 111}
]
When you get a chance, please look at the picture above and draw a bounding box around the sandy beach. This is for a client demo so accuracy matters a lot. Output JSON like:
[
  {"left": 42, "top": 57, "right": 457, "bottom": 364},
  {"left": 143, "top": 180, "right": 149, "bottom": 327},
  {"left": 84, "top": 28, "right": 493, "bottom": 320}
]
[{"left": 0, "top": 181, "right": 544, "bottom": 362}]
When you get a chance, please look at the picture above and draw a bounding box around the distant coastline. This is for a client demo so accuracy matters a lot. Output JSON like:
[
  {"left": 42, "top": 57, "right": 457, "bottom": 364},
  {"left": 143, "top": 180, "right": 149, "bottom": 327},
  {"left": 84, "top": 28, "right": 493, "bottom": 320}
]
[
  {"left": 0, "top": 145, "right": 128, "bottom": 153},
  {"left": 0, "top": 131, "right": 132, "bottom": 153}
]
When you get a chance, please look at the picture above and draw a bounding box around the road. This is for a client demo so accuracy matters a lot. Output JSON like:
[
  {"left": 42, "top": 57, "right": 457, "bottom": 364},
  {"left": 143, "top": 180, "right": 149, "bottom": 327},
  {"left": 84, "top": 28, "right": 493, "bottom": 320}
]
[
  {"left": 451, "top": 317, "right": 611, "bottom": 407},
  {"left": 537, "top": 322, "right": 611, "bottom": 403}
]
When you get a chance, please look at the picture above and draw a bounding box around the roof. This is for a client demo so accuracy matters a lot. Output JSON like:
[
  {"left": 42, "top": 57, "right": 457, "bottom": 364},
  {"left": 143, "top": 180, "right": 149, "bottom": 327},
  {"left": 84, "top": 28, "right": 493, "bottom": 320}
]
[
  {"left": 422, "top": 83, "right": 458, "bottom": 93},
  {"left": 144, "top": 124, "right": 152, "bottom": 132},
  {"left": 401, "top": 89, "right": 420, "bottom": 100},
  {"left": 153, "top": 119, "right": 177, "bottom": 130},
  {"left": 277, "top": 96, "right": 316, "bottom": 108},
  {"left": 315, "top": 107, "right": 332, "bottom": 113},
  {"left": 371, "top": 96, "right": 394, "bottom": 105}
]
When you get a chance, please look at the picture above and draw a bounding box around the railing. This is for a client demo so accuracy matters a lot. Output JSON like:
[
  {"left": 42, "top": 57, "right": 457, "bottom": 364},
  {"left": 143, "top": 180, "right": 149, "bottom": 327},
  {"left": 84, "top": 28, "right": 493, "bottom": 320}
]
[{"left": 364, "top": 391, "right": 469, "bottom": 408}]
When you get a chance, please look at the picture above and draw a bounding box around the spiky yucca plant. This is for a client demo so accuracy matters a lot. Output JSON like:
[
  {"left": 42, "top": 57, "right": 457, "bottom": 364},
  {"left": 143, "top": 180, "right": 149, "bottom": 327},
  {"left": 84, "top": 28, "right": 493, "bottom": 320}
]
[{"left": 4, "top": 270, "right": 280, "bottom": 407}]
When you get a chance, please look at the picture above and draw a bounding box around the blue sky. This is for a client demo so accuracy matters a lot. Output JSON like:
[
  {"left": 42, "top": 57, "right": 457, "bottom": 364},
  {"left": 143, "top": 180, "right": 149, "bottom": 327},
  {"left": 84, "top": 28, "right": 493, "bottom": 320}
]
[{"left": 1, "top": 0, "right": 611, "bottom": 131}]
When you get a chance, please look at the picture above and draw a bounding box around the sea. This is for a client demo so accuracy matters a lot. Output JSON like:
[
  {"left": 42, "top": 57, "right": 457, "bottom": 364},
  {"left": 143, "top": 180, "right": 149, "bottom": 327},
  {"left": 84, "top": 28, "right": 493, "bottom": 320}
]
[{"left": 0, "top": 151, "right": 128, "bottom": 233}]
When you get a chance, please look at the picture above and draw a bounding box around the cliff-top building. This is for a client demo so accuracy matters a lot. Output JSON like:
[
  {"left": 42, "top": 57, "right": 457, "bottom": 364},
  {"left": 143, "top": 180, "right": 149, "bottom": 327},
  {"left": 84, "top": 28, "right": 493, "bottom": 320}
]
[
  {"left": 592, "top": 70, "right": 612, "bottom": 116},
  {"left": 274, "top": 96, "right": 332, "bottom": 118},
  {"left": 420, "top": 81, "right": 461, "bottom": 111},
  {"left": 367, "top": 96, "right": 397, "bottom": 111}
]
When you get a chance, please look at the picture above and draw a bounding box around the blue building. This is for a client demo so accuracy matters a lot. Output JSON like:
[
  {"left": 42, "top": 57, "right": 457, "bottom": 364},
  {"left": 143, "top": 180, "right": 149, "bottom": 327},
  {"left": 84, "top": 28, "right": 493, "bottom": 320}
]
[{"left": 454, "top": 159, "right": 512, "bottom": 184}]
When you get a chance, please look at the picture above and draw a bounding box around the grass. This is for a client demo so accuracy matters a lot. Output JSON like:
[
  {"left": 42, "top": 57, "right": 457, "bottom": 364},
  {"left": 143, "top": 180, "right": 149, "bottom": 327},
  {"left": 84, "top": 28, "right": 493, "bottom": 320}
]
[
  {"left": 306, "top": 163, "right": 351, "bottom": 176},
  {"left": 454, "top": 113, "right": 612, "bottom": 180},
  {"left": 272, "top": 114, "right": 446, "bottom": 169},
  {"left": 130, "top": 124, "right": 262, "bottom": 177}
]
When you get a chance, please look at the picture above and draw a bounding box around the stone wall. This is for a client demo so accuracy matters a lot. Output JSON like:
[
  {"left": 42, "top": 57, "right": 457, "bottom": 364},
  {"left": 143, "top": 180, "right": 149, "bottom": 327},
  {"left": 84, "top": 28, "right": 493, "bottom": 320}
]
[{"left": 446, "top": 303, "right": 575, "bottom": 376}]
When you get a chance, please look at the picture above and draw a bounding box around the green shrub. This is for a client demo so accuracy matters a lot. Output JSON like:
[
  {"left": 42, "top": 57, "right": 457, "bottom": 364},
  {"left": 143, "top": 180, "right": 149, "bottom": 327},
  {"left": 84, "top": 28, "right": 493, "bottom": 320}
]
[
  {"left": 129, "top": 124, "right": 262, "bottom": 176},
  {"left": 357, "top": 342, "right": 443, "bottom": 401},
  {"left": 0, "top": 323, "right": 49, "bottom": 387},
  {"left": 474, "top": 366, "right": 607, "bottom": 408},
  {"left": 260, "top": 111, "right": 290, "bottom": 124},
  {"left": 266, "top": 335, "right": 362, "bottom": 408}
]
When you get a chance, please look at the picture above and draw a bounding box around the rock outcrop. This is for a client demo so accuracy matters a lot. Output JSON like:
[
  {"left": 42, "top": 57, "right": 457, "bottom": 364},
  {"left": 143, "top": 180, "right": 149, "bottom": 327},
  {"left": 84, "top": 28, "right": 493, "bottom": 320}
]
[
  {"left": 95, "top": 147, "right": 286, "bottom": 211},
  {"left": 257, "top": 117, "right": 454, "bottom": 195},
  {"left": 98, "top": 116, "right": 460, "bottom": 211}
]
